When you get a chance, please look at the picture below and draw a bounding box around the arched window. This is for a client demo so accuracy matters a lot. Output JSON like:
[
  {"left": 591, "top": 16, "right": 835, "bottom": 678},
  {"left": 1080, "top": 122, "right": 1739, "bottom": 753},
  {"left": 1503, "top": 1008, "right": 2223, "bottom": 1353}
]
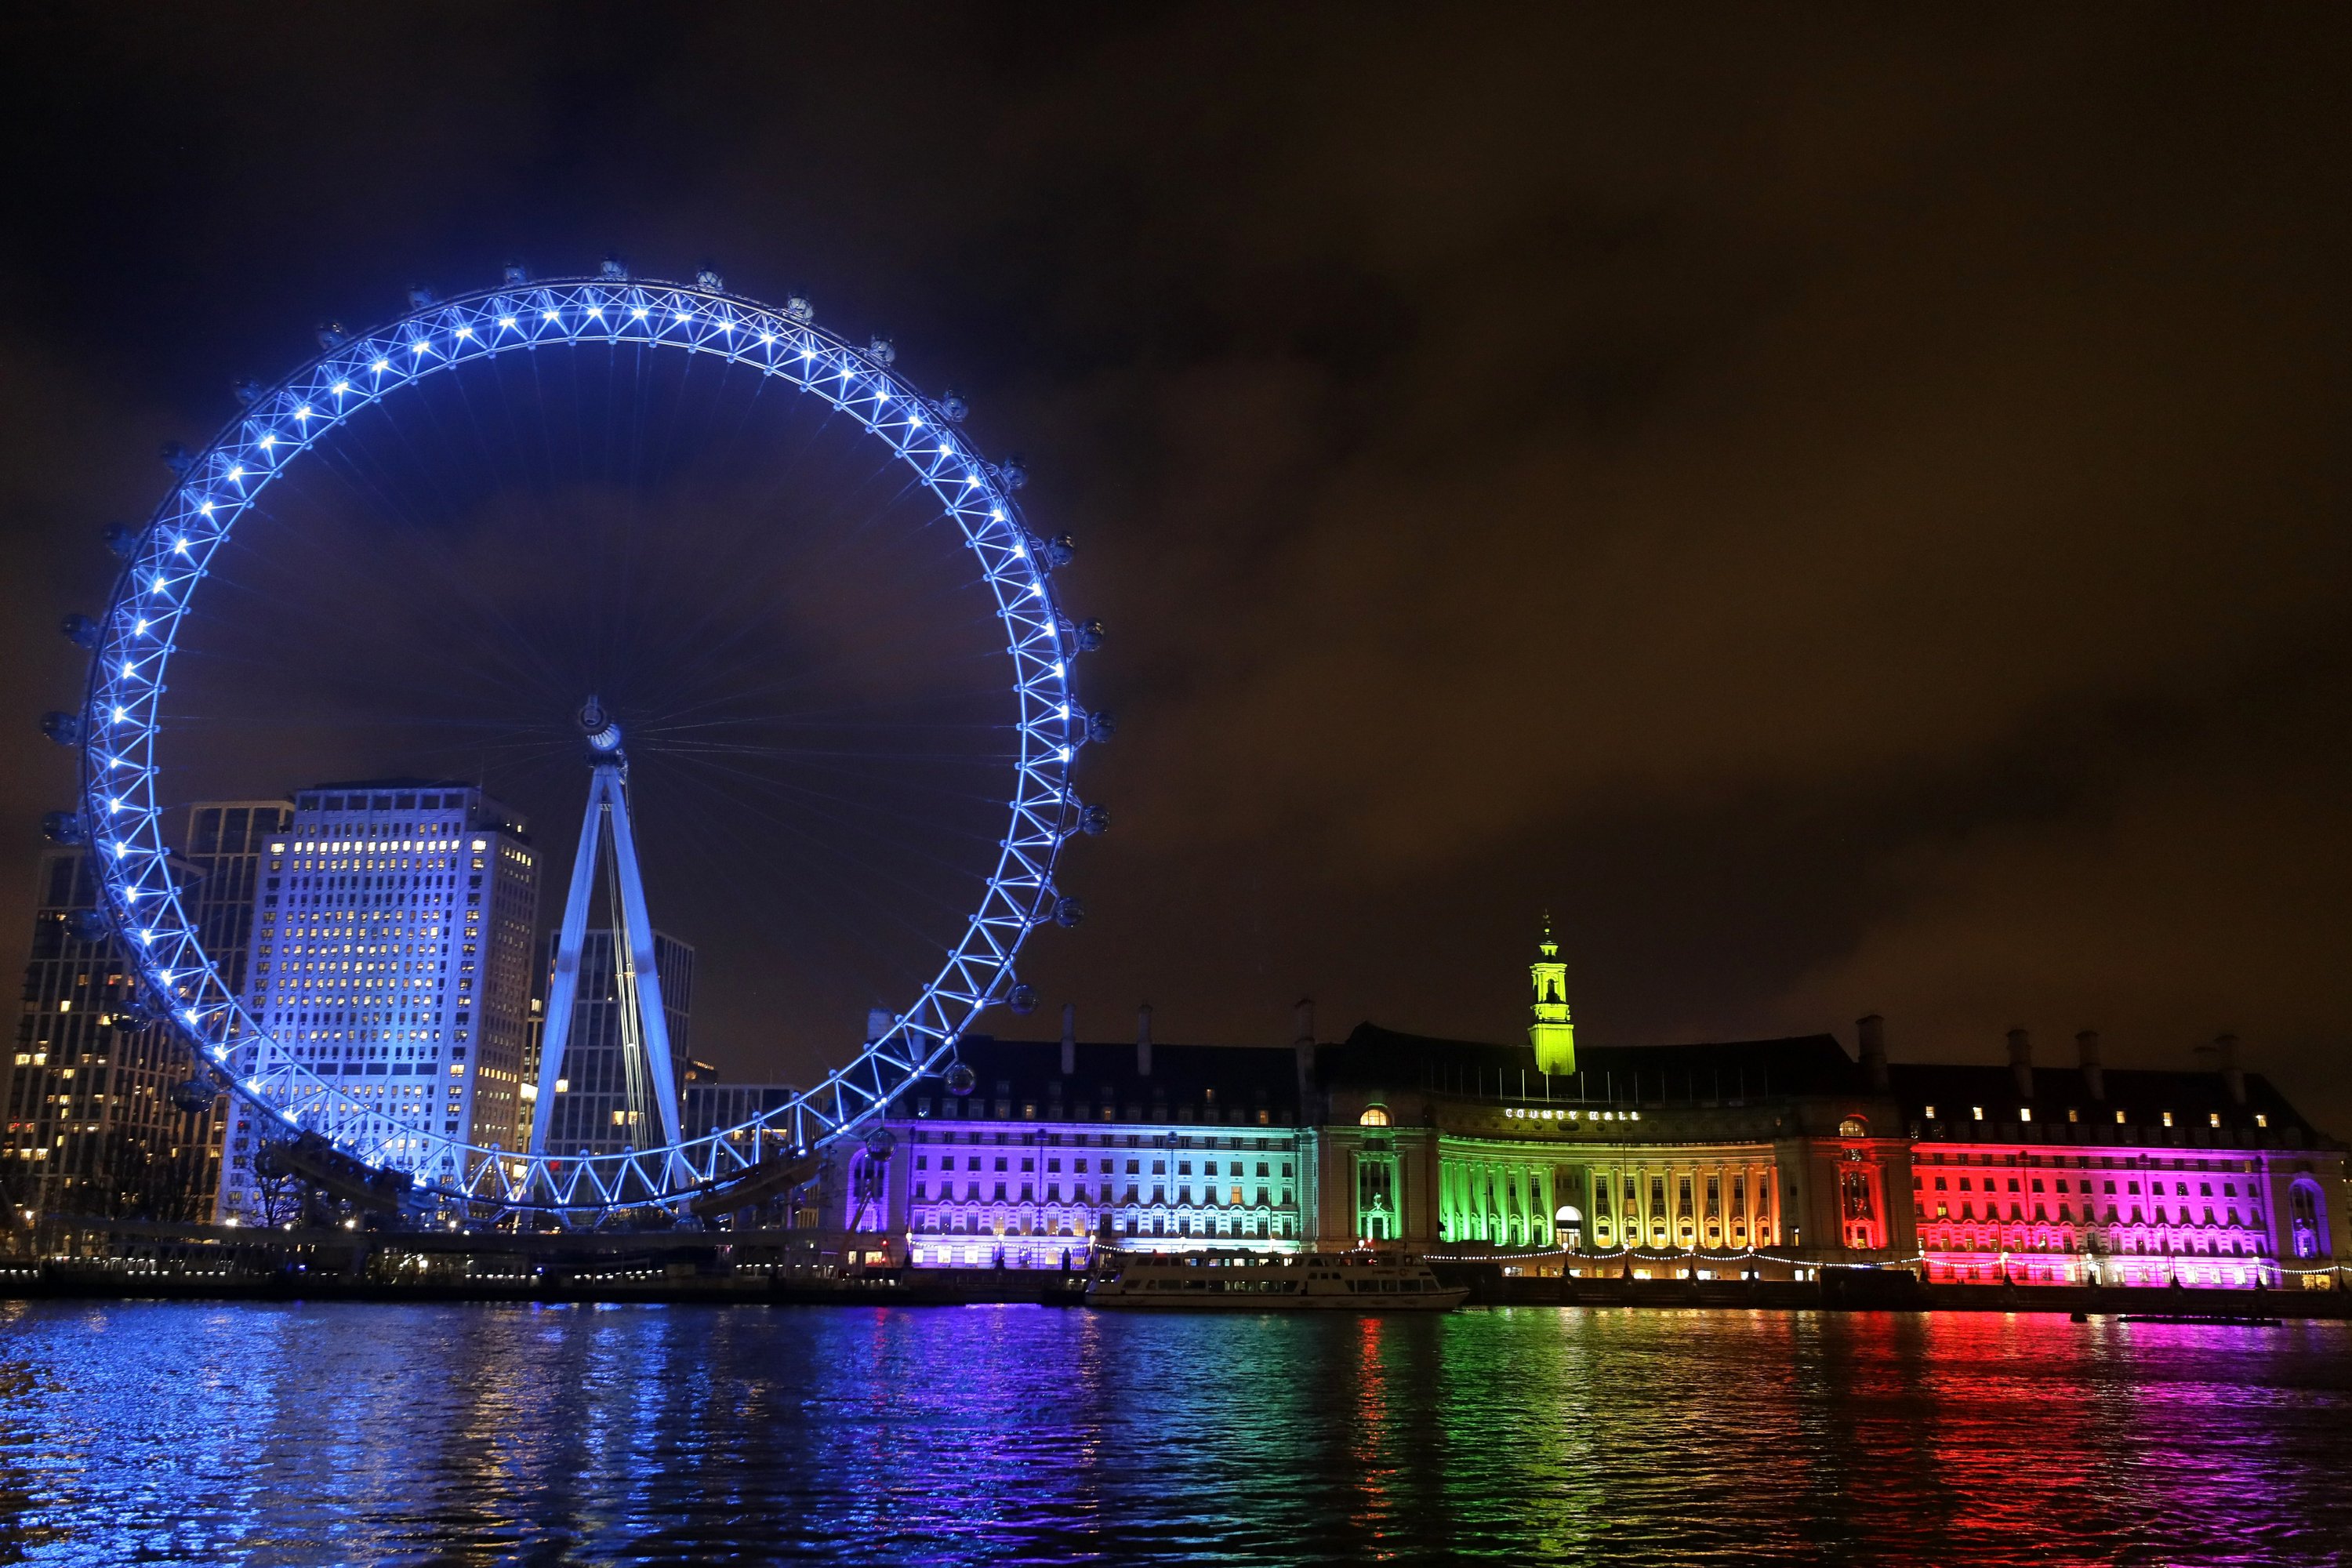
[
  {"left": 1555, "top": 1204, "right": 1583, "bottom": 1225},
  {"left": 1359, "top": 1105, "right": 1390, "bottom": 1127},
  {"left": 1838, "top": 1116, "right": 1869, "bottom": 1138},
  {"left": 2291, "top": 1181, "right": 2328, "bottom": 1259}
]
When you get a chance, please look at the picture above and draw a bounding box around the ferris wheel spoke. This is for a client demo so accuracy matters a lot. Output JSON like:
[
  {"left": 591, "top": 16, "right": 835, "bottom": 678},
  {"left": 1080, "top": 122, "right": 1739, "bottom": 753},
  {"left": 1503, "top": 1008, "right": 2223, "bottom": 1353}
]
[{"left": 643, "top": 758, "right": 992, "bottom": 956}]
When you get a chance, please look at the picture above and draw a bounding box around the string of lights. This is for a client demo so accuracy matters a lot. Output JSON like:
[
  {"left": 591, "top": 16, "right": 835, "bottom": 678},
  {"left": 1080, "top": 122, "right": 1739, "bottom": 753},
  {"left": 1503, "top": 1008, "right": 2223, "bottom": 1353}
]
[{"left": 65, "top": 267, "right": 1107, "bottom": 1216}]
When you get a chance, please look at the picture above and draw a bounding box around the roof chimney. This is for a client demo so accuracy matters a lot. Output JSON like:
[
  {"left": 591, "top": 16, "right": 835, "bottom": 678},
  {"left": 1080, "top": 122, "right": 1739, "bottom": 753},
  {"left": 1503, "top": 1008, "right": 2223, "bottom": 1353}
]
[
  {"left": 2005, "top": 1027, "right": 2033, "bottom": 1102},
  {"left": 1060, "top": 1002, "right": 1076, "bottom": 1077},
  {"left": 2207, "top": 1032, "right": 2246, "bottom": 1105},
  {"left": 1856, "top": 1013, "right": 1888, "bottom": 1091},
  {"left": 1293, "top": 996, "right": 1317, "bottom": 1116},
  {"left": 1136, "top": 1003, "right": 1153, "bottom": 1077},
  {"left": 2076, "top": 1029, "right": 2104, "bottom": 1101}
]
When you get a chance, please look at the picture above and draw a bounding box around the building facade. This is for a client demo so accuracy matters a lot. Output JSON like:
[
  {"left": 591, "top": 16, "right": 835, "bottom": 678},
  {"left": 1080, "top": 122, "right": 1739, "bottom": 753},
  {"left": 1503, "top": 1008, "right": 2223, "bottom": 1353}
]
[
  {"left": 1305, "top": 1022, "right": 1910, "bottom": 1276},
  {"left": 849, "top": 1007, "right": 1312, "bottom": 1269},
  {"left": 5, "top": 800, "right": 288, "bottom": 1221},
  {"left": 822, "top": 946, "right": 2343, "bottom": 1288},
  {"left": 1893, "top": 1031, "right": 2347, "bottom": 1288},
  {"left": 216, "top": 780, "right": 539, "bottom": 1221},
  {"left": 8, "top": 849, "right": 212, "bottom": 1221}
]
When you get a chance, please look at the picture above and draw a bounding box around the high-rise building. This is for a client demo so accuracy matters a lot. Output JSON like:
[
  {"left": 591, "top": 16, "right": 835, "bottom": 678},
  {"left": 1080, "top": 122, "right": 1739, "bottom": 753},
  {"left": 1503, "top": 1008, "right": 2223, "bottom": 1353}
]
[
  {"left": 535, "top": 928, "right": 693, "bottom": 1158},
  {"left": 216, "top": 780, "right": 539, "bottom": 1222},
  {"left": 5, "top": 800, "right": 289, "bottom": 1221}
]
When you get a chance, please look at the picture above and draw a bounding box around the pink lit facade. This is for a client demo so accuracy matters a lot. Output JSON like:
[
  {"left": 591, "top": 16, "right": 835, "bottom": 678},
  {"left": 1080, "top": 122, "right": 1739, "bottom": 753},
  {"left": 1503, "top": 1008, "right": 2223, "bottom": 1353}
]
[
  {"left": 1907, "top": 1142, "right": 2337, "bottom": 1288},
  {"left": 1892, "top": 1039, "right": 2347, "bottom": 1290}
]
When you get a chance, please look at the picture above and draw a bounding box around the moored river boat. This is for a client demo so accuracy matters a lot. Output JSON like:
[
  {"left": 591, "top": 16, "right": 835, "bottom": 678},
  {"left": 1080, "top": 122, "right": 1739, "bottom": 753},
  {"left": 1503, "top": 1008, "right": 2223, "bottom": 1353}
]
[{"left": 1084, "top": 1248, "right": 1468, "bottom": 1311}]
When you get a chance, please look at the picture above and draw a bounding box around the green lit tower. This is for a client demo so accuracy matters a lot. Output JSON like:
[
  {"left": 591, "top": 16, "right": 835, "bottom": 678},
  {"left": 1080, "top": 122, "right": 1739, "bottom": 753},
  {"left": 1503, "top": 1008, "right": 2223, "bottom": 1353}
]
[{"left": 1528, "top": 918, "right": 1574, "bottom": 1076}]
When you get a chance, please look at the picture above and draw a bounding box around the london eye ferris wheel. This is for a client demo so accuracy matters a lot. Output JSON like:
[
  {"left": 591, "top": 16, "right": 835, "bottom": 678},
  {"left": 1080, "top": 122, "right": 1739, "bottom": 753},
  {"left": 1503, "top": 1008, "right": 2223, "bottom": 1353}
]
[{"left": 46, "top": 259, "right": 1110, "bottom": 1220}]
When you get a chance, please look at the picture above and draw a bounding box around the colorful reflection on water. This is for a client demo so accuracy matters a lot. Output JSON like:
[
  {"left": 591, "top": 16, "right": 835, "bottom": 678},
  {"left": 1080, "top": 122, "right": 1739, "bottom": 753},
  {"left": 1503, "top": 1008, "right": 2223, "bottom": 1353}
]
[{"left": 1, "top": 1301, "right": 2346, "bottom": 1565}]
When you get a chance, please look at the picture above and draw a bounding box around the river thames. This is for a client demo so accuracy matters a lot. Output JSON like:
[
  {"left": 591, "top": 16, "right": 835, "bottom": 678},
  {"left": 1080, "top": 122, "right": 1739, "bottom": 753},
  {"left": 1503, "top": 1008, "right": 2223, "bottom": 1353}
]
[{"left": 2, "top": 1301, "right": 2347, "bottom": 1565}]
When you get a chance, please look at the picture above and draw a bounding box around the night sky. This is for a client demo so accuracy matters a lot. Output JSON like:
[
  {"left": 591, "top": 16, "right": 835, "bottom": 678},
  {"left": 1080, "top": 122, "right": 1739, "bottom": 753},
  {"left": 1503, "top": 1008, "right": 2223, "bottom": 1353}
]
[{"left": 5, "top": 8, "right": 2349, "bottom": 1131}]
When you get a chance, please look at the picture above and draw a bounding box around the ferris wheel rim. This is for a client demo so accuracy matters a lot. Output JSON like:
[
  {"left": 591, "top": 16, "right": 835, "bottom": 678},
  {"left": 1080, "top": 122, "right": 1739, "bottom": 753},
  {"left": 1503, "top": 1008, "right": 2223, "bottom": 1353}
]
[{"left": 73, "top": 271, "right": 1091, "bottom": 1215}]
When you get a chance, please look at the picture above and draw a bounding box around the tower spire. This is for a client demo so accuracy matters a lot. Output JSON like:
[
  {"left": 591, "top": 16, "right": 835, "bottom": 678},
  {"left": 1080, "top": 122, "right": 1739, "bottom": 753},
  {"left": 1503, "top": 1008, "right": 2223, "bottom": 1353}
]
[{"left": 1528, "top": 913, "right": 1574, "bottom": 1075}]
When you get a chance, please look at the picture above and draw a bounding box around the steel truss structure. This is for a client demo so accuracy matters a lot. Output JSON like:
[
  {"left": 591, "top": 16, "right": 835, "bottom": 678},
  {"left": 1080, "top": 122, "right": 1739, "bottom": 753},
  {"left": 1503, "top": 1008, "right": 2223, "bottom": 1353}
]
[
  {"left": 529, "top": 702, "right": 685, "bottom": 1162},
  {"left": 73, "top": 272, "right": 1094, "bottom": 1217}
]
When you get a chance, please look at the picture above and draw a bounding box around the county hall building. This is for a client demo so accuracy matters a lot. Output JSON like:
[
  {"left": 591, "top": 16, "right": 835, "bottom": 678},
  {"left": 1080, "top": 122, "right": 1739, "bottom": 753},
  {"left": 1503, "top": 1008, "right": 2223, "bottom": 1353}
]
[{"left": 839, "top": 931, "right": 2347, "bottom": 1289}]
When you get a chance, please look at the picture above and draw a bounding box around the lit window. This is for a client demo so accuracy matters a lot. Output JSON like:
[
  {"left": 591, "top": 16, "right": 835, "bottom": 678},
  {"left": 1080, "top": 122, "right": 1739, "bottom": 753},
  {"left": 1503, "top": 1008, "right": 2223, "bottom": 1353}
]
[
  {"left": 1358, "top": 1105, "right": 1389, "bottom": 1127},
  {"left": 1971, "top": 1106, "right": 1984, "bottom": 1121},
  {"left": 2256, "top": 1114, "right": 2270, "bottom": 1128},
  {"left": 1923, "top": 1105, "right": 1936, "bottom": 1120},
  {"left": 2161, "top": 1112, "right": 2174, "bottom": 1127},
  {"left": 2019, "top": 1108, "right": 2032, "bottom": 1123}
]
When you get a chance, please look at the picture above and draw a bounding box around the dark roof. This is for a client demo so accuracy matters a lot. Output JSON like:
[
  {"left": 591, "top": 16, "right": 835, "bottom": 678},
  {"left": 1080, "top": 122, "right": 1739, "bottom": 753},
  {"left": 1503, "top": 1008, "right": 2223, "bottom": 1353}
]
[
  {"left": 303, "top": 778, "right": 482, "bottom": 791},
  {"left": 909, "top": 1036, "right": 1302, "bottom": 1110},
  {"left": 1887, "top": 1062, "right": 2332, "bottom": 1143},
  {"left": 1323, "top": 1022, "right": 1870, "bottom": 1101}
]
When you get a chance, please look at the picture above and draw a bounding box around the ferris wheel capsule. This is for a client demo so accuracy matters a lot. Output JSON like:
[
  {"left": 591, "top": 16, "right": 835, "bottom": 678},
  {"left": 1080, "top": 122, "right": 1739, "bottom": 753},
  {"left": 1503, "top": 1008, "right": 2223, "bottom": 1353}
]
[
  {"left": 867, "top": 335, "right": 896, "bottom": 365},
  {"left": 103, "top": 521, "right": 140, "bottom": 559},
  {"left": 786, "top": 292, "right": 815, "bottom": 322},
  {"left": 41, "top": 810, "right": 87, "bottom": 846},
  {"left": 1054, "top": 895, "right": 1087, "bottom": 928},
  {"left": 1079, "top": 804, "right": 1110, "bottom": 836},
  {"left": 1073, "top": 619, "right": 1105, "bottom": 652},
  {"left": 66, "top": 909, "right": 111, "bottom": 946},
  {"left": 600, "top": 255, "right": 630, "bottom": 281},
  {"left": 1000, "top": 456, "right": 1029, "bottom": 491},
  {"left": 940, "top": 390, "right": 969, "bottom": 423},
  {"left": 407, "top": 284, "right": 437, "bottom": 310},
  {"left": 60, "top": 612, "right": 100, "bottom": 651},
  {"left": 502, "top": 260, "right": 531, "bottom": 286},
  {"left": 159, "top": 441, "right": 193, "bottom": 477},
  {"left": 1043, "top": 534, "right": 1075, "bottom": 568},
  {"left": 695, "top": 263, "right": 724, "bottom": 292},
  {"left": 1008, "top": 982, "right": 1040, "bottom": 1014},
  {"left": 1086, "top": 710, "right": 1116, "bottom": 744},
  {"left": 40, "top": 711, "right": 82, "bottom": 747},
  {"left": 946, "top": 1064, "right": 978, "bottom": 1097}
]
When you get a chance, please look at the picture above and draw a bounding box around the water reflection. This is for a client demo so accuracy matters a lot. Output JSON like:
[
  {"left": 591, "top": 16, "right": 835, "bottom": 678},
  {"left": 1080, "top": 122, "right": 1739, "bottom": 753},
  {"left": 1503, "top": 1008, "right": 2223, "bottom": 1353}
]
[{"left": 0, "top": 1301, "right": 2345, "bottom": 1565}]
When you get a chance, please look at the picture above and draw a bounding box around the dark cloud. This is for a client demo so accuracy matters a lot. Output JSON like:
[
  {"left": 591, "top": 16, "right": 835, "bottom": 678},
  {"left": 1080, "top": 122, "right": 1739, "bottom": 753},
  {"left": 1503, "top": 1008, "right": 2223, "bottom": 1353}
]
[{"left": 5, "top": 6, "right": 2350, "bottom": 1128}]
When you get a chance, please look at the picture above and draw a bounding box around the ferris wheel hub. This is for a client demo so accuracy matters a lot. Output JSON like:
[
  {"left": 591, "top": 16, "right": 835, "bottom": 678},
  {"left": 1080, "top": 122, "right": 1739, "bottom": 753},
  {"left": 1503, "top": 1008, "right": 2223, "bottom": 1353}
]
[{"left": 579, "top": 695, "right": 623, "bottom": 756}]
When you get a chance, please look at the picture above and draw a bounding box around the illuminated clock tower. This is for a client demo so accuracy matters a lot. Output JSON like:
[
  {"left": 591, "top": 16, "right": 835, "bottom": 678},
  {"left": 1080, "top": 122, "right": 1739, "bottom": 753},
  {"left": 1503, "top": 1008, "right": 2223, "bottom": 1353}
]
[{"left": 1528, "top": 918, "right": 1575, "bottom": 1075}]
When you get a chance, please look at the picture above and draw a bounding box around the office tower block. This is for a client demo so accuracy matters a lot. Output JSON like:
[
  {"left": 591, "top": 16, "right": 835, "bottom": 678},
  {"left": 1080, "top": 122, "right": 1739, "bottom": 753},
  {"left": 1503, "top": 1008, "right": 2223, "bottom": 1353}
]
[
  {"left": 3, "top": 800, "right": 290, "bottom": 1221},
  {"left": 216, "top": 780, "right": 538, "bottom": 1221}
]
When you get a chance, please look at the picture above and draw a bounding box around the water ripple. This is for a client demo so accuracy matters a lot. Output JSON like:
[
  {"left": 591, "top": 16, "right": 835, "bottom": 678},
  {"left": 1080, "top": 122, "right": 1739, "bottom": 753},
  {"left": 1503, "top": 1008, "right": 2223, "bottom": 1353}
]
[{"left": 0, "top": 1301, "right": 2345, "bottom": 1566}]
